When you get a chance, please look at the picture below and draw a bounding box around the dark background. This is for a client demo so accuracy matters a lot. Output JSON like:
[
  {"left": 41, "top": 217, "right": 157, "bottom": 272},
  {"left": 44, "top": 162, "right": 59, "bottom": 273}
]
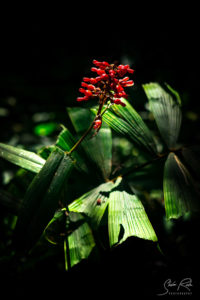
[{"left": 0, "top": 16, "right": 200, "bottom": 297}]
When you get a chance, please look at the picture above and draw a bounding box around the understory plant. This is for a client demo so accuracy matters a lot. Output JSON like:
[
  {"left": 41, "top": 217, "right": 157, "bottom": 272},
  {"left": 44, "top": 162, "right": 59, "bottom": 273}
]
[{"left": 0, "top": 59, "right": 200, "bottom": 270}]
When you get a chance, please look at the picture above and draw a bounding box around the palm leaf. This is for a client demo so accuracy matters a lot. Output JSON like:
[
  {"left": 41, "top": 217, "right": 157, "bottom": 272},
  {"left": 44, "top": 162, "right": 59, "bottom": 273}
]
[
  {"left": 69, "top": 180, "right": 114, "bottom": 229},
  {"left": 56, "top": 125, "right": 88, "bottom": 173},
  {"left": 108, "top": 178, "right": 157, "bottom": 246},
  {"left": 14, "top": 147, "right": 74, "bottom": 253},
  {"left": 70, "top": 177, "right": 157, "bottom": 246},
  {"left": 163, "top": 152, "right": 199, "bottom": 219},
  {"left": 111, "top": 98, "right": 157, "bottom": 154},
  {"left": 0, "top": 143, "right": 45, "bottom": 173},
  {"left": 64, "top": 211, "right": 95, "bottom": 270},
  {"left": 143, "top": 82, "right": 182, "bottom": 149},
  {"left": 92, "top": 104, "right": 157, "bottom": 156}
]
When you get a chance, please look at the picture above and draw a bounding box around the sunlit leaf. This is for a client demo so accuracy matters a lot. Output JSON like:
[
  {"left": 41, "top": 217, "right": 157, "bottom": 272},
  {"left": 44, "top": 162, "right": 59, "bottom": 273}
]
[
  {"left": 108, "top": 178, "right": 158, "bottom": 246},
  {"left": 0, "top": 143, "right": 45, "bottom": 173},
  {"left": 69, "top": 180, "right": 114, "bottom": 229},
  {"left": 163, "top": 152, "right": 199, "bottom": 219},
  {"left": 70, "top": 177, "right": 157, "bottom": 246},
  {"left": 92, "top": 103, "right": 157, "bottom": 156},
  {"left": 143, "top": 83, "right": 182, "bottom": 149},
  {"left": 111, "top": 98, "right": 157, "bottom": 154}
]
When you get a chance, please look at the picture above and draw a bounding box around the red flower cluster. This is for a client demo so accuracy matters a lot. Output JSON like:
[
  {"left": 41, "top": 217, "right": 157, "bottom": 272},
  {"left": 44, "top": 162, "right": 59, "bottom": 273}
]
[{"left": 77, "top": 59, "right": 134, "bottom": 107}]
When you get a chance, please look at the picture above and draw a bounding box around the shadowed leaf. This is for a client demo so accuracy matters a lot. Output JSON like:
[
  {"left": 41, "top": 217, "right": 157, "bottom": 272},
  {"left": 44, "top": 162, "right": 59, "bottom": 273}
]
[
  {"left": 163, "top": 152, "right": 199, "bottom": 219},
  {"left": 143, "top": 83, "right": 182, "bottom": 149}
]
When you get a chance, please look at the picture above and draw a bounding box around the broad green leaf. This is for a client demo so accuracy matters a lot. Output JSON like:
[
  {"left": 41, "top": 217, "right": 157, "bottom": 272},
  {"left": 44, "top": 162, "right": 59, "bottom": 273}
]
[
  {"left": 93, "top": 105, "right": 157, "bottom": 156},
  {"left": 45, "top": 209, "right": 84, "bottom": 245},
  {"left": 69, "top": 180, "right": 114, "bottom": 229},
  {"left": 163, "top": 152, "right": 199, "bottom": 219},
  {"left": 143, "top": 83, "right": 182, "bottom": 149},
  {"left": 14, "top": 147, "right": 74, "bottom": 252},
  {"left": 67, "top": 107, "right": 93, "bottom": 133},
  {"left": 45, "top": 209, "right": 95, "bottom": 269},
  {"left": 55, "top": 125, "right": 88, "bottom": 173},
  {"left": 0, "top": 143, "right": 45, "bottom": 173},
  {"left": 67, "top": 107, "right": 112, "bottom": 180},
  {"left": 64, "top": 211, "right": 95, "bottom": 270},
  {"left": 70, "top": 177, "right": 157, "bottom": 246},
  {"left": 108, "top": 178, "right": 157, "bottom": 246},
  {"left": 111, "top": 98, "right": 157, "bottom": 154}
]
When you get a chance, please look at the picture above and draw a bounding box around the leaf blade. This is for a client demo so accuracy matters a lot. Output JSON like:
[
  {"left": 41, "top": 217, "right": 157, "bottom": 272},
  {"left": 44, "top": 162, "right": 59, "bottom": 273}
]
[
  {"left": 108, "top": 179, "right": 157, "bottom": 246},
  {"left": 0, "top": 143, "right": 45, "bottom": 173},
  {"left": 14, "top": 148, "right": 74, "bottom": 252},
  {"left": 163, "top": 152, "right": 199, "bottom": 219},
  {"left": 143, "top": 83, "right": 182, "bottom": 149},
  {"left": 67, "top": 107, "right": 112, "bottom": 180}
]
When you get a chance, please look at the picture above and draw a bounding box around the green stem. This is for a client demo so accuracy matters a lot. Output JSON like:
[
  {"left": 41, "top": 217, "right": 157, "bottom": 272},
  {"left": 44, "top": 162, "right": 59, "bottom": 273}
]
[
  {"left": 67, "top": 122, "right": 94, "bottom": 155},
  {"left": 67, "top": 100, "right": 111, "bottom": 155},
  {"left": 111, "top": 152, "right": 168, "bottom": 181}
]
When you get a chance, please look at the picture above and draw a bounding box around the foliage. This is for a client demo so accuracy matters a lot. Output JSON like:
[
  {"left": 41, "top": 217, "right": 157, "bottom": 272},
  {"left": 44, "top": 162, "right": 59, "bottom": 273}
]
[{"left": 0, "top": 79, "right": 200, "bottom": 273}]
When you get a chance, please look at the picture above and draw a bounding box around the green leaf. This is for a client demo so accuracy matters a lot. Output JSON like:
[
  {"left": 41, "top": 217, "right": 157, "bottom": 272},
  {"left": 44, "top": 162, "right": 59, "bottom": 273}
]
[
  {"left": 93, "top": 103, "right": 157, "bottom": 156},
  {"left": 55, "top": 125, "right": 88, "bottom": 173},
  {"left": 163, "top": 152, "right": 199, "bottom": 219},
  {"left": 64, "top": 212, "right": 95, "bottom": 270},
  {"left": 69, "top": 180, "right": 114, "bottom": 229},
  {"left": 70, "top": 177, "right": 157, "bottom": 246},
  {"left": 108, "top": 178, "right": 157, "bottom": 246},
  {"left": 67, "top": 107, "right": 93, "bottom": 133},
  {"left": 67, "top": 107, "right": 112, "bottom": 180},
  {"left": 143, "top": 82, "right": 182, "bottom": 149},
  {"left": 14, "top": 147, "right": 74, "bottom": 253},
  {"left": 111, "top": 98, "right": 157, "bottom": 154},
  {"left": 45, "top": 209, "right": 95, "bottom": 269},
  {"left": 0, "top": 143, "right": 45, "bottom": 173}
]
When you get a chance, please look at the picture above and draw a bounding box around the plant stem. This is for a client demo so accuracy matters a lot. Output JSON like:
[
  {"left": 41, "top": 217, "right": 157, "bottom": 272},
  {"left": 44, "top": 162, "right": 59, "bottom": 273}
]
[
  {"left": 67, "top": 99, "right": 111, "bottom": 155},
  {"left": 111, "top": 152, "right": 168, "bottom": 181},
  {"left": 67, "top": 122, "right": 94, "bottom": 155}
]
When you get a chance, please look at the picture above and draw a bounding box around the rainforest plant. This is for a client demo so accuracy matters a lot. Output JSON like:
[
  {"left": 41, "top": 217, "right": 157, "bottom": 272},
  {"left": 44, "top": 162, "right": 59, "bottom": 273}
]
[{"left": 0, "top": 59, "right": 199, "bottom": 270}]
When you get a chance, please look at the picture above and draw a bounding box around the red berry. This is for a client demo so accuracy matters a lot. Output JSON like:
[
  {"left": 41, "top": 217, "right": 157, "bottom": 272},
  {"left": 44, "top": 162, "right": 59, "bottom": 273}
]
[
  {"left": 81, "top": 82, "right": 88, "bottom": 88},
  {"left": 83, "top": 77, "right": 90, "bottom": 82},
  {"left": 96, "top": 198, "right": 101, "bottom": 205},
  {"left": 93, "top": 119, "right": 102, "bottom": 129},
  {"left": 127, "top": 68, "right": 134, "bottom": 74},
  {"left": 85, "top": 90, "right": 93, "bottom": 97},
  {"left": 89, "top": 78, "right": 97, "bottom": 84},
  {"left": 91, "top": 67, "right": 98, "bottom": 72},
  {"left": 122, "top": 80, "right": 134, "bottom": 87},
  {"left": 77, "top": 96, "right": 89, "bottom": 102},
  {"left": 116, "top": 84, "right": 124, "bottom": 92},
  {"left": 87, "top": 84, "right": 95, "bottom": 91},
  {"left": 79, "top": 88, "right": 86, "bottom": 94}
]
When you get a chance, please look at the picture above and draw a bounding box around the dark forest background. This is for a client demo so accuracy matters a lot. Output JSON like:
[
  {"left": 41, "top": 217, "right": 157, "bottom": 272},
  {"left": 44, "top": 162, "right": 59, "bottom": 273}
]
[{"left": 0, "top": 15, "right": 200, "bottom": 297}]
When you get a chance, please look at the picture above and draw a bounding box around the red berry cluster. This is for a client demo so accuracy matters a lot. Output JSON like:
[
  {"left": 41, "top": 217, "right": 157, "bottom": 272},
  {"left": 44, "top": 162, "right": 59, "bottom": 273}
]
[
  {"left": 77, "top": 59, "right": 134, "bottom": 130},
  {"left": 77, "top": 60, "right": 134, "bottom": 105}
]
